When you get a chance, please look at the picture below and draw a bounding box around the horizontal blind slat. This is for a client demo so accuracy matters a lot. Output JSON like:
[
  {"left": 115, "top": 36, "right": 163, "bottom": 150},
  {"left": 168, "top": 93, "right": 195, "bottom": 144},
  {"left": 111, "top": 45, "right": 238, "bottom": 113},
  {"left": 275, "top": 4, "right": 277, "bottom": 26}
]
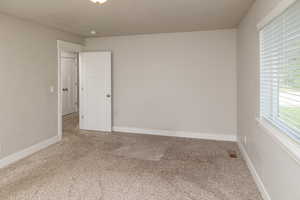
[{"left": 260, "top": 0, "right": 300, "bottom": 140}]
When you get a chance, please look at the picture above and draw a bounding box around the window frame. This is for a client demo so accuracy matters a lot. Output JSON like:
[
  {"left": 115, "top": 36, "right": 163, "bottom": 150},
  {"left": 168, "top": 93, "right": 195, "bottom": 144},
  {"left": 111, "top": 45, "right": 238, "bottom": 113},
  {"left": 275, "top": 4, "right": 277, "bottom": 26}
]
[{"left": 257, "top": 0, "right": 300, "bottom": 163}]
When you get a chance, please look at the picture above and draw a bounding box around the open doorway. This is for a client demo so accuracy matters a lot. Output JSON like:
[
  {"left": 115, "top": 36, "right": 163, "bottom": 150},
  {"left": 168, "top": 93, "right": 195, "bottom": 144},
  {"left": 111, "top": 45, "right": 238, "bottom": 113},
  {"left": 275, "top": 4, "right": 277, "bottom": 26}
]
[
  {"left": 61, "top": 51, "right": 79, "bottom": 136},
  {"left": 57, "top": 40, "right": 83, "bottom": 140},
  {"left": 57, "top": 41, "right": 112, "bottom": 140}
]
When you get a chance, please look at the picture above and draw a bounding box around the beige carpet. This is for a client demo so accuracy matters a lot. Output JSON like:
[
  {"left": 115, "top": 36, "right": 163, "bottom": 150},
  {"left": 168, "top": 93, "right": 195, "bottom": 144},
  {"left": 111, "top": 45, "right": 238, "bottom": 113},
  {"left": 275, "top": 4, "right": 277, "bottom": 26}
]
[{"left": 0, "top": 119, "right": 262, "bottom": 200}]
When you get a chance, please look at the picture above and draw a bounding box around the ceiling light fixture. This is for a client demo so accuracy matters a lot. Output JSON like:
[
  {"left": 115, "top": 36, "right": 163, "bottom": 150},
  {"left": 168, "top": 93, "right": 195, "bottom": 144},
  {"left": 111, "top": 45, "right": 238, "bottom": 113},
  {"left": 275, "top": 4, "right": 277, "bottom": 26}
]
[
  {"left": 90, "top": 0, "right": 107, "bottom": 4},
  {"left": 90, "top": 30, "right": 97, "bottom": 35}
]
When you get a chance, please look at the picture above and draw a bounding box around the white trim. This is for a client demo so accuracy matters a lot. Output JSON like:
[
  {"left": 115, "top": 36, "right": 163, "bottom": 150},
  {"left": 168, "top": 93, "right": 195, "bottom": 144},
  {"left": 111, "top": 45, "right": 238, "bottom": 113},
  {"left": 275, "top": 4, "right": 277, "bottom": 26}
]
[
  {"left": 57, "top": 40, "right": 83, "bottom": 52},
  {"left": 113, "top": 126, "right": 237, "bottom": 142},
  {"left": 238, "top": 142, "right": 272, "bottom": 200},
  {"left": 57, "top": 40, "right": 83, "bottom": 140},
  {"left": 0, "top": 136, "right": 59, "bottom": 169},
  {"left": 257, "top": 0, "right": 296, "bottom": 30},
  {"left": 256, "top": 118, "right": 300, "bottom": 166}
]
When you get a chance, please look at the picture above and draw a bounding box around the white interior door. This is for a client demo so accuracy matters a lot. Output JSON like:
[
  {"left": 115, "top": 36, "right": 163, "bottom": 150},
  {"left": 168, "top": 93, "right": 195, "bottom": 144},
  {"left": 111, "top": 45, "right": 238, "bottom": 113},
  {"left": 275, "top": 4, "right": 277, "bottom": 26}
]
[
  {"left": 61, "top": 54, "right": 77, "bottom": 116},
  {"left": 79, "top": 52, "right": 112, "bottom": 132}
]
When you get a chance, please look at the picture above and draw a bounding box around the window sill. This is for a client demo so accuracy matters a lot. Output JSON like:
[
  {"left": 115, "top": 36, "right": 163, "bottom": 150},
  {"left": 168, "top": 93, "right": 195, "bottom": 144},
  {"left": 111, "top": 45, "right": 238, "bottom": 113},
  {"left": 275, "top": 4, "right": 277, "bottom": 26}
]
[{"left": 256, "top": 118, "right": 300, "bottom": 166}]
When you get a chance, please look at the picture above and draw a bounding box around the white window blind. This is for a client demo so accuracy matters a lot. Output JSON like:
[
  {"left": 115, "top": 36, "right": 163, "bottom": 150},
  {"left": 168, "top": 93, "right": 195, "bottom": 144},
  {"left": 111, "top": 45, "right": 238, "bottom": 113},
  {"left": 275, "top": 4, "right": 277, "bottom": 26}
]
[{"left": 260, "top": 0, "right": 300, "bottom": 141}]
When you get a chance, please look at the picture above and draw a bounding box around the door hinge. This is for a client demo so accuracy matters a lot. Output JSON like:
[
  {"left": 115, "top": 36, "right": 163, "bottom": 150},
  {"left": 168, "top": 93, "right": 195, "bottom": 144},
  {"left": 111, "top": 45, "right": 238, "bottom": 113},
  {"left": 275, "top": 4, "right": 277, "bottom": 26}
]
[{"left": 81, "top": 115, "right": 84, "bottom": 119}]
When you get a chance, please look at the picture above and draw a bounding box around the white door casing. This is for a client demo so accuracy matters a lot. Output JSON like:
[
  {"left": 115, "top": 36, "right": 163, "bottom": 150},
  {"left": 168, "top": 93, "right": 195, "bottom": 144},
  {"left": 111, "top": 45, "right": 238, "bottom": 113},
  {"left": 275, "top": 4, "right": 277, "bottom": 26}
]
[
  {"left": 57, "top": 40, "right": 83, "bottom": 140},
  {"left": 79, "top": 52, "right": 112, "bottom": 132}
]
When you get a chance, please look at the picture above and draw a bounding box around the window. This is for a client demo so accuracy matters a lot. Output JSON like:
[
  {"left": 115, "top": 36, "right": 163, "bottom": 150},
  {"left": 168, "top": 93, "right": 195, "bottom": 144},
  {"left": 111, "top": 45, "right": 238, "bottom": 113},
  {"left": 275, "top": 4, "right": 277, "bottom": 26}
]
[{"left": 260, "top": 0, "right": 300, "bottom": 141}]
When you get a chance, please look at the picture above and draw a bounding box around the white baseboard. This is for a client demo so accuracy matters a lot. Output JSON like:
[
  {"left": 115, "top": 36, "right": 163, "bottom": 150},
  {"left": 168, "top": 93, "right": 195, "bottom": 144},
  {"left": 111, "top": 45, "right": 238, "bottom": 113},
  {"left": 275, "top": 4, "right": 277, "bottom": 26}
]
[
  {"left": 113, "top": 126, "right": 236, "bottom": 142},
  {"left": 0, "top": 136, "right": 60, "bottom": 169},
  {"left": 238, "top": 142, "right": 271, "bottom": 200}
]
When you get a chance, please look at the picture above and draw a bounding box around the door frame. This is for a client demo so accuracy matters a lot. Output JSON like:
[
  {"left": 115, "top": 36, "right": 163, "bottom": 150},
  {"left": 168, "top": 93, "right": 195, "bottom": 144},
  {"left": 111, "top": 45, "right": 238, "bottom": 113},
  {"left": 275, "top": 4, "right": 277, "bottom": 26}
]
[{"left": 57, "top": 40, "right": 83, "bottom": 140}]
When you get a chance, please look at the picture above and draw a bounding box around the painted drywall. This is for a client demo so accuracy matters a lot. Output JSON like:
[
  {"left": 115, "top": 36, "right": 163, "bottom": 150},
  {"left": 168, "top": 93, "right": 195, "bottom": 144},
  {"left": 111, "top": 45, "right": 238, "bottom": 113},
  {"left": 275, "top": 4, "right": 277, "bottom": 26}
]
[
  {"left": 237, "top": 0, "right": 300, "bottom": 199},
  {"left": 0, "top": 13, "right": 83, "bottom": 159},
  {"left": 85, "top": 30, "right": 237, "bottom": 137}
]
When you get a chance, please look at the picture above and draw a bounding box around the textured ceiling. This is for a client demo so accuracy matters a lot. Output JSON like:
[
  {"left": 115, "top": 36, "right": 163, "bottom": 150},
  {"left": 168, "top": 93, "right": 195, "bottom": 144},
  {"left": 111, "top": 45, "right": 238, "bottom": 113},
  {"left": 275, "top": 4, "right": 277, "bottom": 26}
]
[{"left": 0, "top": 0, "right": 254, "bottom": 37}]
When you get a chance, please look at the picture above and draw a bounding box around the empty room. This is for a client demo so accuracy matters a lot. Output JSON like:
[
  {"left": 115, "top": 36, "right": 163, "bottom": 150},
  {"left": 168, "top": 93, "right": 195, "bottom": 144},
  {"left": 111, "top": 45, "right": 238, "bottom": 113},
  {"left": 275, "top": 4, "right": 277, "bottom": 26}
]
[{"left": 0, "top": 0, "right": 299, "bottom": 199}]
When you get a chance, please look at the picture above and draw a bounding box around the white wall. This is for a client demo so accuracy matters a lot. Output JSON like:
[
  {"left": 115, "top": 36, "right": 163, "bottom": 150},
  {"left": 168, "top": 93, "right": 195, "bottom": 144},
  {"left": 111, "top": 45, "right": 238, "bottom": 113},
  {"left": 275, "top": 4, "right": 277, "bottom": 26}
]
[
  {"left": 85, "top": 30, "right": 237, "bottom": 138},
  {"left": 0, "top": 13, "right": 83, "bottom": 159},
  {"left": 237, "top": 0, "right": 300, "bottom": 199}
]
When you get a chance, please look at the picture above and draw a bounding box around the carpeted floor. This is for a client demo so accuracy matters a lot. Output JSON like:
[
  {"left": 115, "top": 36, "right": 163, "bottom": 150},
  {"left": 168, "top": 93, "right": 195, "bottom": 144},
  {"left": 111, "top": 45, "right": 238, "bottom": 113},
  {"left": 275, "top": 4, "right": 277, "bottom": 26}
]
[{"left": 0, "top": 117, "right": 262, "bottom": 200}]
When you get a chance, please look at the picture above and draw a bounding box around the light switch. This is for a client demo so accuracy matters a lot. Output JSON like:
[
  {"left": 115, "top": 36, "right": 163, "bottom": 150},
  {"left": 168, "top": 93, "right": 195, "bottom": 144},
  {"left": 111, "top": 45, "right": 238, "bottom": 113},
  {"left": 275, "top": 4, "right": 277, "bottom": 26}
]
[{"left": 50, "top": 86, "right": 55, "bottom": 93}]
